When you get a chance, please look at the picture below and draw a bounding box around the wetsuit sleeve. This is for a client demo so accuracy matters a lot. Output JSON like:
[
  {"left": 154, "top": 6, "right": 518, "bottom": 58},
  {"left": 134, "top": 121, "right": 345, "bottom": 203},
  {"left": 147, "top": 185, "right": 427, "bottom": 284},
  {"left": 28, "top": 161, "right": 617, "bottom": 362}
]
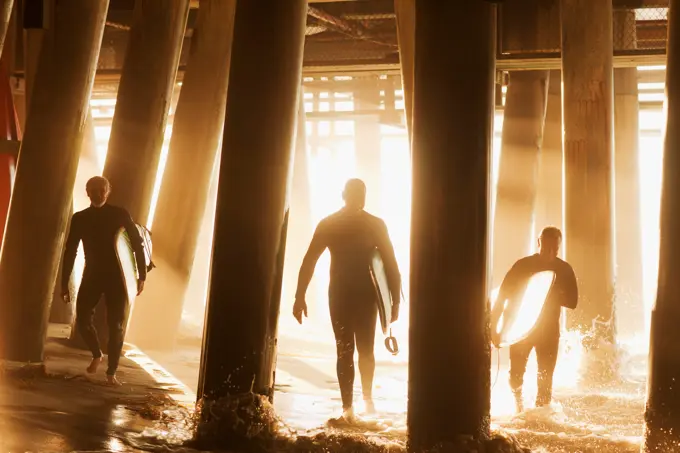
[
  {"left": 295, "top": 221, "right": 329, "bottom": 300},
  {"left": 122, "top": 210, "right": 147, "bottom": 282},
  {"left": 61, "top": 213, "right": 81, "bottom": 292},
  {"left": 376, "top": 219, "right": 402, "bottom": 305},
  {"left": 558, "top": 263, "right": 578, "bottom": 309}
]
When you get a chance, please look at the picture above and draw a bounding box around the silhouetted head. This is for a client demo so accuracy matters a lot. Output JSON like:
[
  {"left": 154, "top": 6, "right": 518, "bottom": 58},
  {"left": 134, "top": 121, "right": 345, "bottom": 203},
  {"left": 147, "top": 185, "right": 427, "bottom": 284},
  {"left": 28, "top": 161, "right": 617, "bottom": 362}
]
[
  {"left": 342, "top": 178, "right": 366, "bottom": 211},
  {"left": 86, "top": 176, "right": 111, "bottom": 208},
  {"left": 538, "top": 226, "right": 562, "bottom": 260}
]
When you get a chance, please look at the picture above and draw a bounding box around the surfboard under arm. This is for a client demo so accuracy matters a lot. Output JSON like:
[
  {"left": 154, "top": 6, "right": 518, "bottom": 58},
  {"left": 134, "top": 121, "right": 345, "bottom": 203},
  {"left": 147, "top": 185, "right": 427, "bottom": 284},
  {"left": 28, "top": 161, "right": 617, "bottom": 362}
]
[
  {"left": 115, "top": 227, "right": 139, "bottom": 307},
  {"left": 493, "top": 270, "right": 556, "bottom": 348},
  {"left": 370, "top": 249, "right": 397, "bottom": 336}
]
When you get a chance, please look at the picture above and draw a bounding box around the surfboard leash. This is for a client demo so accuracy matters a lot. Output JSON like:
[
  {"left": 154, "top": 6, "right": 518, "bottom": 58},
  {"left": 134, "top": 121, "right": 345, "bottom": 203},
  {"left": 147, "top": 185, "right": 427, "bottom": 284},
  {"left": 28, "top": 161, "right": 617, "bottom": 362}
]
[
  {"left": 385, "top": 330, "right": 399, "bottom": 355},
  {"left": 384, "top": 286, "right": 407, "bottom": 356},
  {"left": 491, "top": 346, "right": 501, "bottom": 390}
]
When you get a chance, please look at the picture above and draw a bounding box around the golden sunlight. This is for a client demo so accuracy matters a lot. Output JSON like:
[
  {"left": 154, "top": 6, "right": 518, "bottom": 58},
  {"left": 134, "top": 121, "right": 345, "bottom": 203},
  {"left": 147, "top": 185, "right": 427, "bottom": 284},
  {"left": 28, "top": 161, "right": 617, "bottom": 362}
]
[{"left": 74, "top": 69, "right": 666, "bottom": 428}]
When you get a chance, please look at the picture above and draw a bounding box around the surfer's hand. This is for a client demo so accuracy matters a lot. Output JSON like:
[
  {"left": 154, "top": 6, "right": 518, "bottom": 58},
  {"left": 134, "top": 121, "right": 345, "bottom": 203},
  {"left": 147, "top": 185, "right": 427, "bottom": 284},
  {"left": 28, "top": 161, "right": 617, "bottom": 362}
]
[
  {"left": 137, "top": 280, "right": 145, "bottom": 296},
  {"left": 61, "top": 289, "right": 71, "bottom": 304},
  {"left": 293, "top": 298, "right": 307, "bottom": 324},
  {"left": 391, "top": 303, "right": 400, "bottom": 323}
]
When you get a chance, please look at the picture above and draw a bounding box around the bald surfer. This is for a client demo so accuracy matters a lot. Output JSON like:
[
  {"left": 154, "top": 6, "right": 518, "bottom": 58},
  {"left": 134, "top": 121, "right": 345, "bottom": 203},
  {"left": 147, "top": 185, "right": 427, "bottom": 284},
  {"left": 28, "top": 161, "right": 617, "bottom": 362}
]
[
  {"left": 61, "top": 176, "right": 147, "bottom": 386},
  {"left": 294, "top": 178, "right": 401, "bottom": 422},
  {"left": 491, "top": 226, "right": 578, "bottom": 412}
]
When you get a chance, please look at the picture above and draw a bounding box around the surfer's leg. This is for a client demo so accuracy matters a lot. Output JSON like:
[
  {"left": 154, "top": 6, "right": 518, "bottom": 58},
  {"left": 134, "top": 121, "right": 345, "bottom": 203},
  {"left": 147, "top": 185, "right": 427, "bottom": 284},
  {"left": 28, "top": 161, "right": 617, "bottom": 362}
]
[
  {"left": 330, "top": 297, "right": 356, "bottom": 411},
  {"left": 103, "top": 279, "right": 128, "bottom": 378},
  {"left": 355, "top": 301, "right": 378, "bottom": 409},
  {"left": 508, "top": 338, "right": 533, "bottom": 412},
  {"left": 508, "top": 339, "right": 532, "bottom": 390},
  {"left": 535, "top": 333, "right": 560, "bottom": 407},
  {"left": 75, "top": 275, "right": 105, "bottom": 364}
]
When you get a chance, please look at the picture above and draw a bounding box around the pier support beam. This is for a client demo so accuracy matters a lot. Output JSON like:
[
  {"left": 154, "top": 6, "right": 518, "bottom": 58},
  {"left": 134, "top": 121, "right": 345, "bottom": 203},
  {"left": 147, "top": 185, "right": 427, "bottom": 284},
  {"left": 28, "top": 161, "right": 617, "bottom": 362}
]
[
  {"left": 561, "top": 0, "right": 617, "bottom": 378},
  {"left": 99, "top": 0, "right": 189, "bottom": 351},
  {"left": 51, "top": 111, "right": 97, "bottom": 328},
  {"left": 492, "top": 70, "right": 548, "bottom": 286},
  {"left": 195, "top": 0, "right": 307, "bottom": 445},
  {"left": 282, "top": 95, "right": 313, "bottom": 320},
  {"left": 354, "top": 79, "right": 382, "bottom": 214},
  {"left": 127, "top": 0, "right": 235, "bottom": 350},
  {"left": 0, "top": 0, "right": 13, "bottom": 59},
  {"left": 613, "top": 10, "right": 644, "bottom": 339},
  {"left": 102, "top": 0, "right": 190, "bottom": 226},
  {"left": 22, "top": 0, "right": 48, "bottom": 116},
  {"left": 408, "top": 0, "right": 495, "bottom": 449},
  {"left": 534, "top": 70, "right": 563, "bottom": 234},
  {"left": 0, "top": 0, "right": 108, "bottom": 362},
  {"left": 394, "top": 0, "right": 414, "bottom": 137},
  {"left": 644, "top": 0, "right": 680, "bottom": 449},
  {"left": 492, "top": 0, "right": 559, "bottom": 286},
  {"left": 0, "top": 53, "right": 20, "bottom": 259}
]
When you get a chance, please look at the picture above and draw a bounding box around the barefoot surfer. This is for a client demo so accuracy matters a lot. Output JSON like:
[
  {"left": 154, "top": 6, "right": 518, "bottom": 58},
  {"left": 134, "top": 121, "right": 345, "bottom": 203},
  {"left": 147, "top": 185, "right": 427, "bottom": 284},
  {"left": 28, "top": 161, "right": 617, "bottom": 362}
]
[
  {"left": 294, "top": 179, "right": 401, "bottom": 422},
  {"left": 491, "top": 226, "right": 578, "bottom": 412},
  {"left": 61, "top": 176, "right": 147, "bottom": 386}
]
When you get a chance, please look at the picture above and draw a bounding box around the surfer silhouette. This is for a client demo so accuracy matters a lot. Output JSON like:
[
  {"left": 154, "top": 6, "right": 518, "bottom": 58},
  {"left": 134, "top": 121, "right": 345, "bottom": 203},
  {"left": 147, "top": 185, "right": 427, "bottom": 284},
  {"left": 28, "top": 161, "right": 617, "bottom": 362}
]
[
  {"left": 294, "top": 178, "right": 401, "bottom": 422},
  {"left": 61, "top": 176, "right": 147, "bottom": 386},
  {"left": 491, "top": 226, "right": 578, "bottom": 412}
]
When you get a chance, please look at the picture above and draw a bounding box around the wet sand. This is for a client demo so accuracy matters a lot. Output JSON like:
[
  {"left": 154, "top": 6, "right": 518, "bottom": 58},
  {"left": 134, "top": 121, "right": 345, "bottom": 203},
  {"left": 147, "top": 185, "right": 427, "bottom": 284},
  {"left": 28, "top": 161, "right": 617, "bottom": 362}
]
[{"left": 0, "top": 327, "right": 192, "bottom": 452}]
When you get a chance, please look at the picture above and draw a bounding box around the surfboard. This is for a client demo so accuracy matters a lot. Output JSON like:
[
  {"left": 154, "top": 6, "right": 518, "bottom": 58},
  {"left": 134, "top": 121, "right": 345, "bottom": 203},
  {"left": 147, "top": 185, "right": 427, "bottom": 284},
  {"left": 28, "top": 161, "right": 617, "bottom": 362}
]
[
  {"left": 491, "top": 270, "right": 556, "bottom": 347},
  {"left": 114, "top": 227, "right": 139, "bottom": 309},
  {"left": 369, "top": 249, "right": 395, "bottom": 336}
]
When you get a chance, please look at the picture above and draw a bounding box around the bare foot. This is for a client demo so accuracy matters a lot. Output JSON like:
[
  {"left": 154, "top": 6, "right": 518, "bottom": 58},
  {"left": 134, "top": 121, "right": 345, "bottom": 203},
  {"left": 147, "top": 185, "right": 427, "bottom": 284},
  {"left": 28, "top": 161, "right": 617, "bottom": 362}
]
[
  {"left": 86, "top": 357, "right": 103, "bottom": 374},
  {"left": 364, "top": 399, "right": 376, "bottom": 415},
  {"left": 342, "top": 407, "right": 357, "bottom": 424},
  {"left": 106, "top": 375, "right": 122, "bottom": 386}
]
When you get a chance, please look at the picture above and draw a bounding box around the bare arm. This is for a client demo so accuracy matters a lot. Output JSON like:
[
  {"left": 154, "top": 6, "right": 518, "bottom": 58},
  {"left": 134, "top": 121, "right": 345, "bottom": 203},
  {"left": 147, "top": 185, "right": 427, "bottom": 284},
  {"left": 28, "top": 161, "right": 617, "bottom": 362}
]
[
  {"left": 376, "top": 219, "right": 402, "bottom": 306},
  {"left": 61, "top": 214, "right": 81, "bottom": 292},
  {"left": 295, "top": 223, "right": 328, "bottom": 300},
  {"left": 122, "top": 210, "right": 147, "bottom": 281}
]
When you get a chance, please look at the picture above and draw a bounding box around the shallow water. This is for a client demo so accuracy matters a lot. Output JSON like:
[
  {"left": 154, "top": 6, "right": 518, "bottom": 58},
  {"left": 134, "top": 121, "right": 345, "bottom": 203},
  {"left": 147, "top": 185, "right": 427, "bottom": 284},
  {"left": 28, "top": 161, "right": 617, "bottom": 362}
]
[{"left": 142, "top": 329, "right": 649, "bottom": 453}]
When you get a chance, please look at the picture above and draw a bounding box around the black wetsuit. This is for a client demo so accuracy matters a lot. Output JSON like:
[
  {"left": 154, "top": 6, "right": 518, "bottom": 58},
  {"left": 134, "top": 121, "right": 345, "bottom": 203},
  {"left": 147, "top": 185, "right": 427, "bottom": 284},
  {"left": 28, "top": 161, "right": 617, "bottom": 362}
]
[
  {"left": 62, "top": 203, "right": 146, "bottom": 376},
  {"left": 296, "top": 208, "right": 400, "bottom": 410},
  {"left": 495, "top": 253, "right": 578, "bottom": 406}
]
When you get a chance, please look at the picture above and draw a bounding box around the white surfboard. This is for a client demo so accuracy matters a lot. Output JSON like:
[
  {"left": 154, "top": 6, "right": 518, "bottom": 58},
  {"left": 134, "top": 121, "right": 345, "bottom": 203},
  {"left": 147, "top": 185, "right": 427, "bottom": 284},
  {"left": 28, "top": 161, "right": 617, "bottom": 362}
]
[
  {"left": 114, "top": 227, "right": 139, "bottom": 309},
  {"left": 491, "top": 270, "right": 556, "bottom": 347},
  {"left": 369, "top": 249, "right": 394, "bottom": 336}
]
